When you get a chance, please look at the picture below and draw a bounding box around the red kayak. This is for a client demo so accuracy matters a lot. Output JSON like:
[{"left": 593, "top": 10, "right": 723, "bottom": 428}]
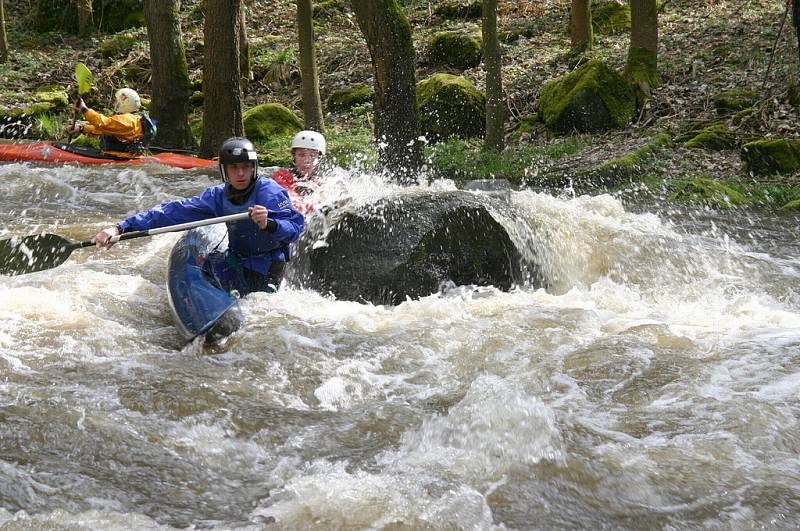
[{"left": 0, "top": 141, "right": 216, "bottom": 169}]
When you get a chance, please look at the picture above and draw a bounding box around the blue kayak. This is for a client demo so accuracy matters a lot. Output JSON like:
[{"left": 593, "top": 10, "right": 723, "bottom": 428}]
[{"left": 166, "top": 224, "right": 243, "bottom": 343}]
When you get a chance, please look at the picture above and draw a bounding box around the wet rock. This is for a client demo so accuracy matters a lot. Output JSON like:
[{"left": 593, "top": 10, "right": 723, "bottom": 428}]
[{"left": 293, "top": 190, "right": 540, "bottom": 305}]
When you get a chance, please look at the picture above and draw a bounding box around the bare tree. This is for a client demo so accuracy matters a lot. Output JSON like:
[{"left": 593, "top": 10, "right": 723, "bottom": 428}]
[
  {"left": 77, "top": 0, "right": 94, "bottom": 37},
  {"left": 200, "top": 0, "right": 244, "bottom": 158},
  {"left": 0, "top": 0, "right": 9, "bottom": 63},
  {"left": 297, "top": 0, "right": 324, "bottom": 131},
  {"left": 143, "top": 0, "right": 195, "bottom": 150},
  {"left": 483, "top": 0, "right": 505, "bottom": 151},
  {"left": 351, "top": 0, "right": 422, "bottom": 178},
  {"left": 570, "top": 0, "right": 592, "bottom": 52},
  {"left": 625, "top": 0, "right": 659, "bottom": 96}
]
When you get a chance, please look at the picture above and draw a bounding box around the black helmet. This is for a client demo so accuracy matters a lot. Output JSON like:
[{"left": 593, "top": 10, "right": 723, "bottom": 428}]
[{"left": 218, "top": 137, "right": 258, "bottom": 182}]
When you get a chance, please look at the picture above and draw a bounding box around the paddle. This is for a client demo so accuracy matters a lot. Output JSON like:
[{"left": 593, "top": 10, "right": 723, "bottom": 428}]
[
  {"left": 66, "top": 63, "right": 93, "bottom": 143},
  {"left": 0, "top": 212, "right": 251, "bottom": 276}
]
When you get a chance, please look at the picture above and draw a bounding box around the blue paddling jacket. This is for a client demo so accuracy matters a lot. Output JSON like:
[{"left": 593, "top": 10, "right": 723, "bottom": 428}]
[{"left": 117, "top": 176, "right": 304, "bottom": 276}]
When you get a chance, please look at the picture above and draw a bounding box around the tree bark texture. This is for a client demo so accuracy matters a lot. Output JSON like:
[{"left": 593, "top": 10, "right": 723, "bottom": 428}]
[
  {"left": 351, "top": 0, "right": 422, "bottom": 179},
  {"left": 143, "top": 0, "right": 196, "bottom": 151},
  {"left": 626, "top": 0, "right": 659, "bottom": 93},
  {"left": 0, "top": 0, "right": 9, "bottom": 63},
  {"left": 200, "top": 0, "right": 244, "bottom": 158},
  {"left": 483, "top": 0, "right": 505, "bottom": 151},
  {"left": 77, "top": 0, "right": 94, "bottom": 36},
  {"left": 239, "top": 4, "right": 251, "bottom": 92},
  {"left": 297, "top": 0, "right": 324, "bottom": 131},
  {"left": 570, "top": 0, "right": 592, "bottom": 52}
]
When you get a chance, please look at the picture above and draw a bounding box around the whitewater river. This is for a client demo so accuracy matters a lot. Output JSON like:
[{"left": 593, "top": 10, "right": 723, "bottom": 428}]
[{"left": 0, "top": 161, "right": 798, "bottom": 529}]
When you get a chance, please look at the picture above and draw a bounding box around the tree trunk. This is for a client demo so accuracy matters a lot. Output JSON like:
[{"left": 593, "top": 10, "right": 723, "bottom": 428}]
[
  {"left": 77, "top": 0, "right": 94, "bottom": 37},
  {"left": 483, "top": 0, "right": 504, "bottom": 151},
  {"left": 200, "top": 0, "right": 244, "bottom": 158},
  {"left": 239, "top": 3, "right": 251, "bottom": 93},
  {"left": 0, "top": 0, "right": 9, "bottom": 63},
  {"left": 143, "top": 0, "right": 196, "bottom": 151},
  {"left": 351, "top": 0, "right": 422, "bottom": 180},
  {"left": 297, "top": 0, "right": 324, "bottom": 131},
  {"left": 570, "top": 0, "right": 592, "bottom": 52},
  {"left": 626, "top": 0, "right": 659, "bottom": 96}
]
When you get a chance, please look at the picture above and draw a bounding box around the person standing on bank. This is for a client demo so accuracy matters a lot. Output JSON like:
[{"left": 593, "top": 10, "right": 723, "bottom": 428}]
[
  {"left": 65, "top": 87, "right": 156, "bottom": 158},
  {"left": 93, "top": 137, "right": 304, "bottom": 295},
  {"left": 271, "top": 130, "right": 327, "bottom": 213}
]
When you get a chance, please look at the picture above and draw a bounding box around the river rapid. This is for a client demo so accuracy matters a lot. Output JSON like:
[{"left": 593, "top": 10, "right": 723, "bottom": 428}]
[{"left": 0, "top": 161, "right": 799, "bottom": 530}]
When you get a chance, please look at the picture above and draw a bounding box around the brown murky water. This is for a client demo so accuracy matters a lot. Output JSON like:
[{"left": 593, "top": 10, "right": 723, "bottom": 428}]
[{"left": 0, "top": 162, "right": 799, "bottom": 529}]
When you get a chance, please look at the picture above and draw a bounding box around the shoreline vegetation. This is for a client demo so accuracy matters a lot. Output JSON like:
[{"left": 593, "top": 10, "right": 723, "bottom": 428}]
[{"left": 0, "top": 0, "right": 799, "bottom": 210}]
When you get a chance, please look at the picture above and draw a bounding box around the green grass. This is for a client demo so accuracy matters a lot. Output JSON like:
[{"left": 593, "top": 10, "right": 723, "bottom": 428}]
[{"left": 426, "top": 136, "right": 584, "bottom": 184}]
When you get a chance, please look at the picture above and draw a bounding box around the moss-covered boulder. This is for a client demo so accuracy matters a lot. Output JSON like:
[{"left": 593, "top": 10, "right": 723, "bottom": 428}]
[
  {"left": 99, "top": 30, "right": 143, "bottom": 58},
  {"left": 243, "top": 103, "right": 303, "bottom": 142},
  {"left": 538, "top": 60, "right": 636, "bottom": 133},
  {"left": 669, "top": 177, "right": 746, "bottom": 208},
  {"left": 34, "top": 87, "right": 69, "bottom": 110},
  {"left": 592, "top": 0, "right": 631, "bottom": 35},
  {"left": 326, "top": 84, "right": 374, "bottom": 112},
  {"left": 417, "top": 73, "right": 486, "bottom": 142},
  {"left": 427, "top": 32, "right": 482, "bottom": 70},
  {"left": 712, "top": 88, "right": 758, "bottom": 115},
  {"left": 684, "top": 124, "right": 736, "bottom": 150},
  {"left": 741, "top": 139, "right": 800, "bottom": 175},
  {"left": 779, "top": 198, "right": 800, "bottom": 211},
  {"left": 31, "top": 0, "right": 144, "bottom": 34},
  {"left": 434, "top": 1, "right": 483, "bottom": 20}
]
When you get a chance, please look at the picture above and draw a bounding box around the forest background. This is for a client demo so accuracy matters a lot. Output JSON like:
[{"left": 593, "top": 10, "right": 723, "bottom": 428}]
[{"left": 0, "top": 0, "right": 799, "bottom": 209}]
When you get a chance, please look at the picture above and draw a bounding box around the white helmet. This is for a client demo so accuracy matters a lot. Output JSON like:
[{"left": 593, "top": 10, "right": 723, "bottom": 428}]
[
  {"left": 291, "top": 130, "right": 326, "bottom": 155},
  {"left": 114, "top": 88, "right": 141, "bottom": 114}
]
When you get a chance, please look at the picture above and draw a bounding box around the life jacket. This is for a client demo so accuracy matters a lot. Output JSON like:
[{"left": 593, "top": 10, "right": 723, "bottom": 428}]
[
  {"left": 271, "top": 167, "right": 318, "bottom": 213},
  {"left": 221, "top": 178, "right": 287, "bottom": 275}
]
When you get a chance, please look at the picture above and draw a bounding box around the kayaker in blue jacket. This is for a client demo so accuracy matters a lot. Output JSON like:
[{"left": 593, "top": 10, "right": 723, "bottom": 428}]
[{"left": 93, "top": 137, "right": 305, "bottom": 295}]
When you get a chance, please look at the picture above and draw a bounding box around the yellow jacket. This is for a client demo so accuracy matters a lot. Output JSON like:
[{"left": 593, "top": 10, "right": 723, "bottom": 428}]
[{"left": 82, "top": 109, "right": 143, "bottom": 141}]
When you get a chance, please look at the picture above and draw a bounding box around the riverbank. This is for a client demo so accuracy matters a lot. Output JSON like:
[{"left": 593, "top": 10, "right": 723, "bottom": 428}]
[{"left": 1, "top": 0, "right": 798, "bottom": 208}]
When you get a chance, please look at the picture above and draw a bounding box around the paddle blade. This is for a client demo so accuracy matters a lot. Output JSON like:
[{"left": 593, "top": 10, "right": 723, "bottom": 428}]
[
  {"left": 0, "top": 234, "right": 76, "bottom": 276},
  {"left": 75, "top": 63, "right": 92, "bottom": 96}
]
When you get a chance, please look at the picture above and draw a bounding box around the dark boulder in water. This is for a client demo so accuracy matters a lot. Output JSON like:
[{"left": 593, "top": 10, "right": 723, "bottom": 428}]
[{"left": 292, "top": 190, "right": 541, "bottom": 305}]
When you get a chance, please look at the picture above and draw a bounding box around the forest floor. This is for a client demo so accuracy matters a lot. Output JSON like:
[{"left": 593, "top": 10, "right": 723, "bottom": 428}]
[{"left": 1, "top": 0, "right": 799, "bottom": 204}]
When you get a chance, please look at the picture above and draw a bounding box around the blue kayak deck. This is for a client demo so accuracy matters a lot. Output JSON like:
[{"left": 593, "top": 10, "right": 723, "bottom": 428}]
[{"left": 166, "top": 225, "right": 243, "bottom": 343}]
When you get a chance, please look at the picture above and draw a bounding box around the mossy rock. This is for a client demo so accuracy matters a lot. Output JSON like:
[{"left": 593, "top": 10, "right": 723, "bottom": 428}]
[
  {"left": 499, "top": 22, "right": 537, "bottom": 44},
  {"left": 427, "top": 32, "right": 482, "bottom": 70},
  {"left": 327, "top": 84, "right": 374, "bottom": 112},
  {"left": 684, "top": 124, "right": 735, "bottom": 150},
  {"left": 779, "top": 198, "right": 800, "bottom": 210},
  {"left": 592, "top": 0, "right": 631, "bottom": 35},
  {"left": 712, "top": 88, "right": 758, "bottom": 115},
  {"left": 34, "top": 88, "right": 69, "bottom": 110},
  {"left": 732, "top": 108, "right": 754, "bottom": 125},
  {"left": 243, "top": 103, "right": 303, "bottom": 142},
  {"left": 31, "top": 0, "right": 144, "bottom": 34},
  {"left": 669, "top": 177, "right": 746, "bottom": 208},
  {"left": 434, "top": 1, "right": 483, "bottom": 20},
  {"left": 538, "top": 59, "right": 636, "bottom": 133},
  {"left": 741, "top": 138, "right": 800, "bottom": 175},
  {"left": 99, "top": 31, "right": 142, "bottom": 58},
  {"left": 417, "top": 73, "right": 486, "bottom": 142}
]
